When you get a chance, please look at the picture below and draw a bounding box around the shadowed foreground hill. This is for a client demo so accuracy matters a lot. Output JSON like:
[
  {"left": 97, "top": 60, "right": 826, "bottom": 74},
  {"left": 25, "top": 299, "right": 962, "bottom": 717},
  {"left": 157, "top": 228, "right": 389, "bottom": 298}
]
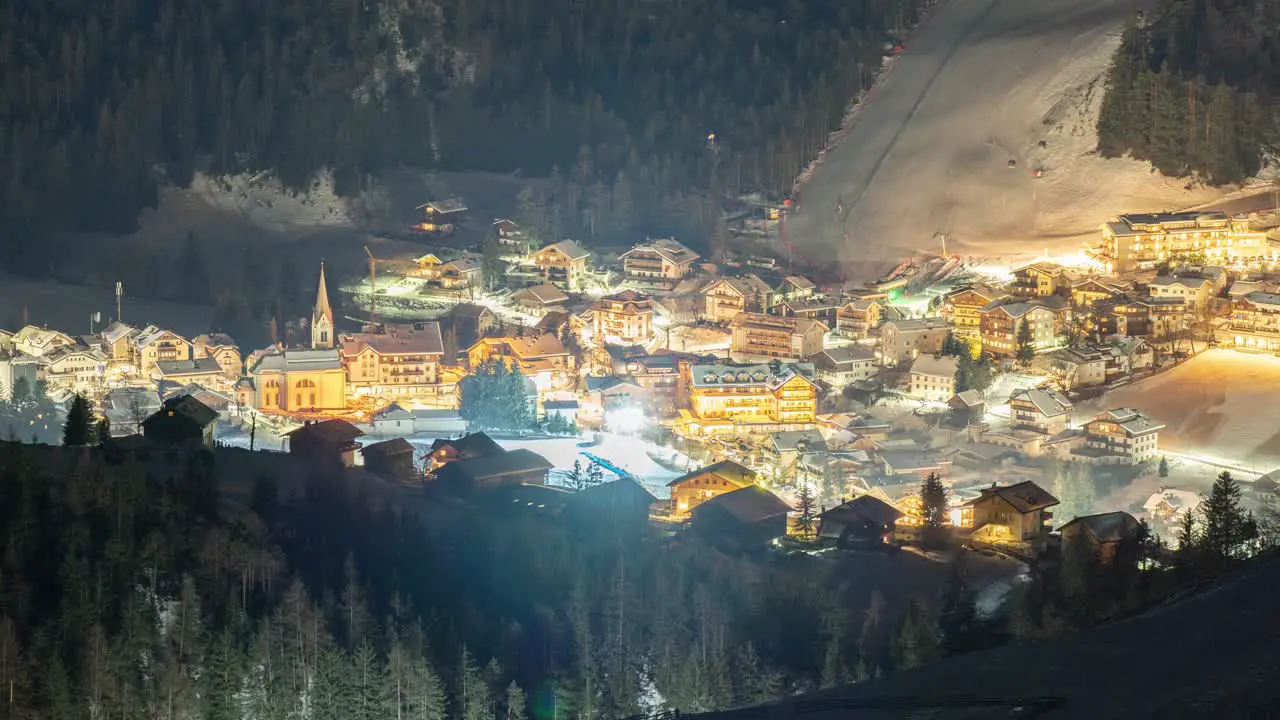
[{"left": 687, "top": 551, "right": 1280, "bottom": 719}]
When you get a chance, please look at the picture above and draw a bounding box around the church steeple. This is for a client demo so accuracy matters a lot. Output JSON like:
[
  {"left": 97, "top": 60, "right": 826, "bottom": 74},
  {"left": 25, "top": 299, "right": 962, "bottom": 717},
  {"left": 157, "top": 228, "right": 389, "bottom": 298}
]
[{"left": 311, "top": 262, "right": 334, "bottom": 349}]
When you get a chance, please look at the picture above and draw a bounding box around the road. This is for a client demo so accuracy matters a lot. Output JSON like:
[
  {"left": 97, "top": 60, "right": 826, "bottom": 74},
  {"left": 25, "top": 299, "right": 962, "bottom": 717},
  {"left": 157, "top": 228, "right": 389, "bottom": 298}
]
[{"left": 784, "top": 0, "right": 1221, "bottom": 280}]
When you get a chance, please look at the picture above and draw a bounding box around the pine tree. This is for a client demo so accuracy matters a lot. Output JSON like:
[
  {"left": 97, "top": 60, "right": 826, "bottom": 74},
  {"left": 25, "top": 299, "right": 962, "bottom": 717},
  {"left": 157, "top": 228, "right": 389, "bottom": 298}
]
[
  {"left": 919, "top": 472, "right": 949, "bottom": 548},
  {"left": 62, "top": 392, "right": 94, "bottom": 446},
  {"left": 585, "top": 460, "right": 606, "bottom": 488},
  {"left": 1158, "top": 455, "right": 1169, "bottom": 477},
  {"left": 795, "top": 483, "right": 817, "bottom": 536}
]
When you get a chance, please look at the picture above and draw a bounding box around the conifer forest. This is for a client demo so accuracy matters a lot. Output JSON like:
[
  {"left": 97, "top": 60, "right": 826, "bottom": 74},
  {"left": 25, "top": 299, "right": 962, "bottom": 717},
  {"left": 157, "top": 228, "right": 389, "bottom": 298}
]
[
  {"left": 1096, "top": 0, "right": 1280, "bottom": 184},
  {"left": 0, "top": 0, "right": 936, "bottom": 273}
]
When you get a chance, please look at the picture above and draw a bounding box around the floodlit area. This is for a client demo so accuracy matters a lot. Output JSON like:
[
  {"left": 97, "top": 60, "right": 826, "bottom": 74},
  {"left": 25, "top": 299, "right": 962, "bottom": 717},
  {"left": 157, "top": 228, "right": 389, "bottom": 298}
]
[
  {"left": 786, "top": 0, "right": 1231, "bottom": 276},
  {"left": 1079, "top": 349, "right": 1280, "bottom": 474}
]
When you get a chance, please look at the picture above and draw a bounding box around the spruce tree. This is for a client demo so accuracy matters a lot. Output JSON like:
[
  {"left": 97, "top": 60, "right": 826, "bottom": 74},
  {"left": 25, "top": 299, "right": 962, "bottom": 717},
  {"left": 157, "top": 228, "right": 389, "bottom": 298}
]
[
  {"left": 505, "top": 681, "right": 527, "bottom": 720},
  {"left": 1015, "top": 319, "right": 1035, "bottom": 364},
  {"left": 1158, "top": 455, "right": 1169, "bottom": 477},
  {"left": 795, "top": 483, "right": 817, "bottom": 537},
  {"left": 919, "top": 472, "right": 949, "bottom": 549},
  {"left": 62, "top": 392, "right": 94, "bottom": 446},
  {"left": 1202, "top": 471, "right": 1247, "bottom": 562}
]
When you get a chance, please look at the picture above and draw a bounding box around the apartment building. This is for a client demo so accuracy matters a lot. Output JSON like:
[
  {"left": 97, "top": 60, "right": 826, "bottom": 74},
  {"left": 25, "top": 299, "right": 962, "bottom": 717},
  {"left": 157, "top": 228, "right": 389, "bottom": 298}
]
[
  {"left": 11, "top": 325, "right": 76, "bottom": 357},
  {"left": 1225, "top": 291, "right": 1280, "bottom": 352},
  {"left": 132, "top": 326, "right": 193, "bottom": 377},
  {"left": 942, "top": 285, "right": 1007, "bottom": 338},
  {"left": 908, "top": 354, "right": 958, "bottom": 403},
  {"left": 979, "top": 300, "right": 1061, "bottom": 357},
  {"left": 729, "top": 312, "right": 827, "bottom": 360},
  {"left": 703, "top": 276, "right": 772, "bottom": 323},
  {"left": 835, "top": 298, "right": 883, "bottom": 338},
  {"left": 620, "top": 238, "right": 700, "bottom": 287},
  {"left": 193, "top": 333, "right": 243, "bottom": 379},
  {"left": 1096, "top": 211, "right": 1271, "bottom": 272},
  {"left": 1008, "top": 388, "right": 1074, "bottom": 435},
  {"left": 1110, "top": 296, "right": 1190, "bottom": 338},
  {"left": 1071, "top": 277, "right": 1131, "bottom": 307},
  {"left": 1010, "top": 263, "right": 1071, "bottom": 297},
  {"left": 808, "top": 346, "right": 878, "bottom": 387},
  {"left": 43, "top": 346, "right": 107, "bottom": 392},
  {"left": 1077, "top": 408, "right": 1163, "bottom": 465},
  {"left": 683, "top": 362, "right": 818, "bottom": 435},
  {"left": 1148, "top": 274, "right": 1215, "bottom": 313},
  {"left": 529, "top": 240, "right": 591, "bottom": 291},
  {"left": 591, "top": 290, "right": 655, "bottom": 345},
  {"left": 340, "top": 322, "right": 447, "bottom": 400},
  {"left": 468, "top": 333, "right": 574, "bottom": 392},
  {"left": 879, "top": 317, "right": 949, "bottom": 366}
]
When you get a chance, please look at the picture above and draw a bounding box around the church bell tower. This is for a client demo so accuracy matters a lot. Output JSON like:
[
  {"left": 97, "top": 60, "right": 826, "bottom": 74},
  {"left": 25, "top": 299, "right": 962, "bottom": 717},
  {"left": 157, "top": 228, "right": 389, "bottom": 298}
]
[{"left": 311, "top": 262, "right": 335, "bottom": 349}]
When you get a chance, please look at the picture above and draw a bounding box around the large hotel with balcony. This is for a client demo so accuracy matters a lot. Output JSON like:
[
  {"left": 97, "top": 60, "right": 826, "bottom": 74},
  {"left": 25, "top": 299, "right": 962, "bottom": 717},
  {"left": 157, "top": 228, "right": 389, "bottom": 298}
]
[
  {"left": 1093, "top": 211, "right": 1273, "bottom": 272},
  {"left": 677, "top": 362, "right": 818, "bottom": 436},
  {"left": 1225, "top": 291, "right": 1280, "bottom": 353}
]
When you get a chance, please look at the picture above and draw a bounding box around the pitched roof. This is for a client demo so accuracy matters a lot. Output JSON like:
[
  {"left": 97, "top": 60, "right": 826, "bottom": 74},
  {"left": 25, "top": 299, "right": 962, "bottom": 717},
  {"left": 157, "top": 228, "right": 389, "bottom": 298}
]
[
  {"left": 688, "top": 362, "right": 816, "bottom": 389},
  {"left": 572, "top": 477, "right": 657, "bottom": 507},
  {"left": 251, "top": 349, "right": 344, "bottom": 373},
  {"left": 819, "top": 495, "right": 903, "bottom": 527},
  {"left": 621, "top": 237, "right": 700, "bottom": 264},
  {"left": 313, "top": 263, "right": 333, "bottom": 326},
  {"left": 513, "top": 284, "right": 571, "bottom": 305},
  {"left": 433, "top": 448, "right": 553, "bottom": 484},
  {"left": 966, "top": 480, "right": 1059, "bottom": 513},
  {"left": 147, "top": 394, "right": 219, "bottom": 428},
  {"left": 1060, "top": 511, "right": 1139, "bottom": 543},
  {"left": 1010, "top": 388, "right": 1073, "bottom": 417},
  {"left": 284, "top": 418, "right": 364, "bottom": 444},
  {"left": 810, "top": 345, "right": 876, "bottom": 367},
  {"left": 782, "top": 275, "right": 816, "bottom": 291},
  {"left": 340, "top": 322, "right": 445, "bottom": 357},
  {"left": 156, "top": 357, "right": 224, "bottom": 376},
  {"left": 101, "top": 322, "right": 138, "bottom": 344},
  {"left": 693, "top": 485, "right": 792, "bottom": 524},
  {"left": 428, "top": 431, "right": 505, "bottom": 459},
  {"left": 667, "top": 459, "right": 757, "bottom": 488},
  {"left": 448, "top": 303, "right": 493, "bottom": 319},
  {"left": 771, "top": 429, "right": 827, "bottom": 453},
  {"left": 360, "top": 437, "right": 415, "bottom": 458},
  {"left": 473, "top": 333, "right": 569, "bottom": 360},
  {"left": 910, "top": 354, "right": 959, "bottom": 378},
  {"left": 542, "top": 240, "right": 591, "bottom": 261}
]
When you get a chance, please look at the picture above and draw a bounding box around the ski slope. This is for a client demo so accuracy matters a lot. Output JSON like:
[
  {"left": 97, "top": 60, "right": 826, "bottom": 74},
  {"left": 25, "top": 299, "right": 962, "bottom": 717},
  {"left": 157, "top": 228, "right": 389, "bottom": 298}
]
[{"left": 786, "top": 0, "right": 1226, "bottom": 278}]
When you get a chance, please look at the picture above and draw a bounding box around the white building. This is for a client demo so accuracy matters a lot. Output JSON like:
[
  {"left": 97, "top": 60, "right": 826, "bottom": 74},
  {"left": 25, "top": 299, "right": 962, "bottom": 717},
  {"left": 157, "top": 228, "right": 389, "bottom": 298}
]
[
  {"left": 808, "top": 346, "right": 878, "bottom": 387},
  {"left": 908, "top": 355, "right": 959, "bottom": 403},
  {"left": 1077, "top": 408, "right": 1164, "bottom": 465}
]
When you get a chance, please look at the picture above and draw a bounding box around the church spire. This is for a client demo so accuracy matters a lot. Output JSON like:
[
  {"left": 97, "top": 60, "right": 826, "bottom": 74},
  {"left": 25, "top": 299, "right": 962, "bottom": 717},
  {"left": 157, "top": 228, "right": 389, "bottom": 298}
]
[{"left": 311, "top": 262, "right": 335, "bottom": 349}]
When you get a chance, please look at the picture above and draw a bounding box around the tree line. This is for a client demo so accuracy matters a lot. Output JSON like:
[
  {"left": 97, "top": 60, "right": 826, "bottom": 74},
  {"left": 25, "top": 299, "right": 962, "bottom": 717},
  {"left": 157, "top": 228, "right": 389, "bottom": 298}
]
[
  {"left": 1, "top": 0, "right": 939, "bottom": 275},
  {"left": 1096, "top": 2, "right": 1280, "bottom": 184}
]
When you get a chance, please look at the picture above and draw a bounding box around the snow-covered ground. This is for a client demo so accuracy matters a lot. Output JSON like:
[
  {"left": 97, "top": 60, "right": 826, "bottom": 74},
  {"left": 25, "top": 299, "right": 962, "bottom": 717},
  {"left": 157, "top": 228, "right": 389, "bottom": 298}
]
[
  {"left": 1079, "top": 349, "right": 1280, "bottom": 474},
  {"left": 786, "top": 0, "right": 1233, "bottom": 278},
  {"left": 220, "top": 427, "right": 686, "bottom": 497}
]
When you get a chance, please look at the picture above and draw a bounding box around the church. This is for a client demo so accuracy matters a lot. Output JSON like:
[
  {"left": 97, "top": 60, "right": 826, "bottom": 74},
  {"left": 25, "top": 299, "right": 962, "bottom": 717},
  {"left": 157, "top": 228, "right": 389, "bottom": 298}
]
[{"left": 242, "top": 263, "right": 348, "bottom": 413}]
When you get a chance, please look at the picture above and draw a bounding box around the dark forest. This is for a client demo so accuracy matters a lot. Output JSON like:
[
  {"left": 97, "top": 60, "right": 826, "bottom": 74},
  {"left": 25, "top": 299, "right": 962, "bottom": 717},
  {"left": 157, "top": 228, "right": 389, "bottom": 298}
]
[
  {"left": 1096, "top": 0, "right": 1280, "bottom": 184},
  {"left": 0, "top": 0, "right": 936, "bottom": 274}
]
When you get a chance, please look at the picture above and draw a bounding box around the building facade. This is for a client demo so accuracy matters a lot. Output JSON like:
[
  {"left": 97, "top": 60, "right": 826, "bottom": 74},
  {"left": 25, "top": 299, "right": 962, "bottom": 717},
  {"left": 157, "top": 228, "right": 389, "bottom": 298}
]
[
  {"left": 620, "top": 238, "right": 700, "bottom": 287},
  {"left": 1096, "top": 211, "right": 1271, "bottom": 272},
  {"left": 1225, "top": 291, "right": 1280, "bottom": 352},
  {"left": 979, "top": 302, "right": 1060, "bottom": 357},
  {"left": 1078, "top": 408, "right": 1163, "bottom": 464},
  {"left": 592, "top": 290, "right": 656, "bottom": 345},
  {"left": 340, "top": 322, "right": 447, "bottom": 400},
  {"left": 879, "top": 317, "right": 949, "bottom": 366},
  {"left": 703, "top": 277, "right": 770, "bottom": 323},
  {"left": 908, "top": 355, "right": 958, "bottom": 403},
  {"left": 729, "top": 312, "right": 826, "bottom": 360},
  {"left": 248, "top": 349, "right": 347, "bottom": 412},
  {"left": 683, "top": 363, "right": 818, "bottom": 434},
  {"left": 530, "top": 240, "right": 591, "bottom": 291}
]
